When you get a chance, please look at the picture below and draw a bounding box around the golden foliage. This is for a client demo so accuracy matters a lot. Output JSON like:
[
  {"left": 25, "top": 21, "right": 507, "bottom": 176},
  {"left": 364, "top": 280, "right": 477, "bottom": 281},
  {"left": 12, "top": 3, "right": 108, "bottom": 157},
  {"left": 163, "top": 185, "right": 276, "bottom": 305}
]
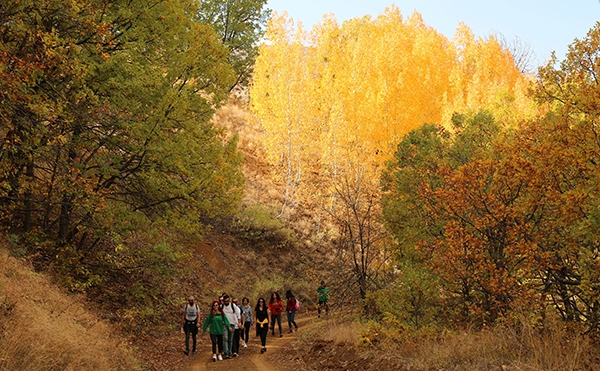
[{"left": 250, "top": 7, "right": 536, "bottom": 181}]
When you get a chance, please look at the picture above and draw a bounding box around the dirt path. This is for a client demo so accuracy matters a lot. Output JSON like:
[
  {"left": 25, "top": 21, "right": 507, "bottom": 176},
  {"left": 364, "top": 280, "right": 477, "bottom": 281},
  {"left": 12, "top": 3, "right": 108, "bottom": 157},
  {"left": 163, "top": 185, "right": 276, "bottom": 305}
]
[{"left": 185, "top": 315, "right": 315, "bottom": 371}]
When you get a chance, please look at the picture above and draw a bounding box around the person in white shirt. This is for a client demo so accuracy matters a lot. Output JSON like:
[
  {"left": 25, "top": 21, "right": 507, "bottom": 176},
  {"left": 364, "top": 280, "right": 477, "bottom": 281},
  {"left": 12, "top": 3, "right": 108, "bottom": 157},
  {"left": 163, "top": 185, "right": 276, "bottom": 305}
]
[{"left": 221, "top": 294, "right": 241, "bottom": 358}]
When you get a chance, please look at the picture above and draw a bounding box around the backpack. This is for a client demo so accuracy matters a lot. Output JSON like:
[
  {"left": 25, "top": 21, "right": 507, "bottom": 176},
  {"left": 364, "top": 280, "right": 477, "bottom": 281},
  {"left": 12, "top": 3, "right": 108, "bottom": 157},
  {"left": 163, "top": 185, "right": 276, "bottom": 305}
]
[{"left": 294, "top": 298, "right": 300, "bottom": 311}]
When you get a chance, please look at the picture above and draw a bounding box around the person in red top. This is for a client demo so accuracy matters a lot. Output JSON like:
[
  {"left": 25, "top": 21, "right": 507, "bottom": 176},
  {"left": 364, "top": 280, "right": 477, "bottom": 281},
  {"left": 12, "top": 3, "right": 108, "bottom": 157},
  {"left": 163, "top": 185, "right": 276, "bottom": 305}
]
[
  {"left": 285, "top": 290, "right": 298, "bottom": 333},
  {"left": 268, "top": 292, "right": 284, "bottom": 337}
]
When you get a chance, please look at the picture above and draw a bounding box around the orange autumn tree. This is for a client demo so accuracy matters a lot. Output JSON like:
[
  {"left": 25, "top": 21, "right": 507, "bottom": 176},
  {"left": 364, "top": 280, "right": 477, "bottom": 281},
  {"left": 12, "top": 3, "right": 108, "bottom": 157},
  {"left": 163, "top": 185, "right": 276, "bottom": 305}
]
[
  {"left": 382, "top": 24, "right": 600, "bottom": 331},
  {"left": 381, "top": 112, "right": 535, "bottom": 325},
  {"left": 530, "top": 23, "right": 600, "bottom": 328},
  {"left": 413, "top": 110, "right": 600, "bottom": 328}
]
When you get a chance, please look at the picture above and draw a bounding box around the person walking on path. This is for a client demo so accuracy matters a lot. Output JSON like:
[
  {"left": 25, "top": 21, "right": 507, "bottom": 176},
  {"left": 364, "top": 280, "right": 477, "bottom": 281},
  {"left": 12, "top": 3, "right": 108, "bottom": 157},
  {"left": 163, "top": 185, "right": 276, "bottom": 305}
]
[
  {"left": 202, "top": 300, "right": 231, "bottom": 362},
  {"left": 316, "top": 281, "right": 330, "bottom": 318},
  {"left": 240, "top": 297, "right": 253, "bottom": 348},
  {"left": 218, "top": 294, "right": 225, "bottom": 309},
  {"left": 181, "top": 296, "right": 200, "bottom": 355},
  {"left": 268, "top": 292, "right": 284, "bottom": 337},
  {"left": 221, "top": 294, "right": 241, "bottom": 359},
  {"left": 231, "top": 297, "right": 243, "bottom": 356},
  {"left": 285, "top": 290, "right": 298, "bottom": 333},
  {"left": 255, "top": 297, "right": 270, "bottom": 354}
]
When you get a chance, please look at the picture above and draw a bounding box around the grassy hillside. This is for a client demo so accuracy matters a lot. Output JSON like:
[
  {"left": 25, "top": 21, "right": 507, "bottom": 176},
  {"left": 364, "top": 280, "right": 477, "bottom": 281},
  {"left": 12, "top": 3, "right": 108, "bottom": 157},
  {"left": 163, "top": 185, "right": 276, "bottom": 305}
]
[{"left": 0, "top": 245, "right": 139, "bottom": 371}]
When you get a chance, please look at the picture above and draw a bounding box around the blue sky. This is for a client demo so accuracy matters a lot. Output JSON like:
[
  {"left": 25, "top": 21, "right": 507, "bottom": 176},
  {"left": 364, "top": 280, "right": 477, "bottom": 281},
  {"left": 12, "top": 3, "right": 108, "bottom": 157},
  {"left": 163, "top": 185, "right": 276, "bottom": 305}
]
[{"left": 266, "top": 0, "right": 599, "bottom": 67}]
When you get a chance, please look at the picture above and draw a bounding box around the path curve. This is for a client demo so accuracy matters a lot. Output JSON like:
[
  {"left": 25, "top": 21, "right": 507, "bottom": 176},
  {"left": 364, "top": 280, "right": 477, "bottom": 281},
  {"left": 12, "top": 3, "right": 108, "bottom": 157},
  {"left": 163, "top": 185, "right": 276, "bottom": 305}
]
[{"left": 186, "top": 315, "right": 316, "bottom": 371}]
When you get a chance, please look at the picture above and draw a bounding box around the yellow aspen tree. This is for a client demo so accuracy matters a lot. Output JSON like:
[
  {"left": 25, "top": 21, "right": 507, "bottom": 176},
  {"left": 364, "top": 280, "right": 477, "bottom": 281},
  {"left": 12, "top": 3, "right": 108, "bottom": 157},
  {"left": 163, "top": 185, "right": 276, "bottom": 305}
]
[
  {"left": 443, "top": 23, "right": 538, "bottom": 126},
  {"left": 250, "top": 8, "right": 536, "bottom": 221},
  {"left": 311, "top": 7, "right": 455, "bottom": 174},
  {"left": 250, "top": 13, "right": 319, "bottom": 215}
]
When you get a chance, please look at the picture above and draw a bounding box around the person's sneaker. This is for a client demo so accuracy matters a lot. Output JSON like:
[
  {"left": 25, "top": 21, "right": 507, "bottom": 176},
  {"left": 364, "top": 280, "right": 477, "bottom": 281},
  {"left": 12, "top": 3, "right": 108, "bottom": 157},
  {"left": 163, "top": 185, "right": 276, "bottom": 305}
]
[
  {"left": 280, "top": 333, "right": 283, "bottom": 337},
  {"left": 224, "top": 355, "right": 231, "bottom": 359},
  {"left": 232, "top": 353, "right": 238, "bottom": 357},
  {"left": 217, "top": 354, "right": 223, "bottom": 361},
  {"left": 260, "top": 348, "right": 265, "bottom": 354},
  {"left": 192, "top": 350, "right": 196, "bottom": 355},
  {"left": 212, "top": 355, "right": 217, "bottom": 362},
  {"left": 243, "top": 341, "right": 248, "bottom": 348},
  {"left": 184, "top": 350, "right": 189, "bottom": 356}
]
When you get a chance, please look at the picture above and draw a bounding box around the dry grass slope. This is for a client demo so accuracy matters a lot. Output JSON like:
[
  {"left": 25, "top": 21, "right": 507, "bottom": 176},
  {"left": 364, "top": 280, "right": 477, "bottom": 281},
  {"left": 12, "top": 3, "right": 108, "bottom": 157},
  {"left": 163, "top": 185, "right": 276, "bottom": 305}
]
[
  {"left": 296, "top": 317, "right": 600, "bottom": 371},
  {"left": 0, "top": 245, "right": 139, "bottom": 371}
]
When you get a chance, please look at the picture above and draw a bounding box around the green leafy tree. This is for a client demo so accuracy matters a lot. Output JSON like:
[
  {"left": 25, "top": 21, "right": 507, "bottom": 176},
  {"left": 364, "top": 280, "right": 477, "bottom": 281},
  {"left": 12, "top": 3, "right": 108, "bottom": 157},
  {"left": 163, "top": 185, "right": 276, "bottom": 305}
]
[
  {"left": 0, "top": 0, "right": 244, "bottom": 299},
  {"left": 197, "top": 0, "right": 271, "bottom": 90}
]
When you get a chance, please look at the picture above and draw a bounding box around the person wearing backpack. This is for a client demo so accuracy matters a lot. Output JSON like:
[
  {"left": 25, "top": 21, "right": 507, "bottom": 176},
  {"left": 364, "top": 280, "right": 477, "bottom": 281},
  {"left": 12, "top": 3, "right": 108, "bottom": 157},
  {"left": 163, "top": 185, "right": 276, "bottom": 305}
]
[
  {"left": 285, "top": 290, "right": 299, "bottom": 333},
  {"left": 202, "top": 300, "right": 231, "bottom": 362},
  {"left": 180, "top": 296, "right": 200, "bottom": 355},
  {"left": 268, "top": 292, "right": 284, "bottom": 337},
  {"left": 231, "top": 297, "right": 243, "bottom": 356},
  {"left": 221, "top": 294, "right": 241, "bottom": 359}
]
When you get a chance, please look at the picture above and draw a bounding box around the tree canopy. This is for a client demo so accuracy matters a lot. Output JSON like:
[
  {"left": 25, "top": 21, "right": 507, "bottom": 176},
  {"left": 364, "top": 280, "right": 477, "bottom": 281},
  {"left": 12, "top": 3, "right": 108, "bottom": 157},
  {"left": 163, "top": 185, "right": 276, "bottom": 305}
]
[
  {"left": 0, "top": 0, "right": 244, "bottom": 291},
  {"left": 197, "top": 0, "right": 271, "bottom": 91}
]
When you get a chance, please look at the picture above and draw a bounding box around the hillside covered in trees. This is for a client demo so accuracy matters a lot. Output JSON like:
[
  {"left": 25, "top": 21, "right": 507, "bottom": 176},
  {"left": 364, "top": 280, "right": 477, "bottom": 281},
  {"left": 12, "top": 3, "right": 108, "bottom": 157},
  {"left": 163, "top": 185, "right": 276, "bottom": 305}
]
[{"left": 3, "top": 0, "right": 600, "bottom": 370}]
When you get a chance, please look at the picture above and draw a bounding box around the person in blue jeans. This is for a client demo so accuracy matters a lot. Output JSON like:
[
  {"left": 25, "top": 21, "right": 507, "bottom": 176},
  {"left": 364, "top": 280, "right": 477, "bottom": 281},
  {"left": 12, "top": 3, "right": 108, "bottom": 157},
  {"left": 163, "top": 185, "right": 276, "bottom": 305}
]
[
  {"left": 241, "top": 297, "right": 253, "bottom": 347},
  {"left": 285, "top": 290, "right": 298, "bottom": 333}
]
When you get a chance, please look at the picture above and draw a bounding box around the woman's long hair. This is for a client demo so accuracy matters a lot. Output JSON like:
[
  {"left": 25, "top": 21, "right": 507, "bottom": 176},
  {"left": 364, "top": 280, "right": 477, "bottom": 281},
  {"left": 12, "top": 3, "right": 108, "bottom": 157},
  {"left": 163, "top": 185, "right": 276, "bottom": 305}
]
[
  {"left": 255, "top": 297, "right": 267, "bottom": 312},
  {"left": 269, "top": 292, "right": 281, "bottom": 303},
  {"left": 285, "top": 290, "right": 294, "bottom": 299},
  {"left": 210, "top": 300, "right": 224, "bottom": 318}
]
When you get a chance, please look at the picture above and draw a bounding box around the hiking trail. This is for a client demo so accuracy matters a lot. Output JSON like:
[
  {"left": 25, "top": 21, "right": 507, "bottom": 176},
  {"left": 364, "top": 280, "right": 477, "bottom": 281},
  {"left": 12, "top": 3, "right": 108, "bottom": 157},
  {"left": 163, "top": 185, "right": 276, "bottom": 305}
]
[{"left": 185, "top": 315, "right": 316, "bottom": 371}]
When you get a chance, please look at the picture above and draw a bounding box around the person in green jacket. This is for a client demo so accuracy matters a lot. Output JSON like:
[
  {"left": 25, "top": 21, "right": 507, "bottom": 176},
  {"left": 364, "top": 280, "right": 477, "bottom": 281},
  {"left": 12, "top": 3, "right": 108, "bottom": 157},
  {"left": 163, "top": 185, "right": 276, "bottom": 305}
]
[
  {"left": 316, "top": 281, "right": 330, "bottom": 318},
  {"left": 203, "top": 300, "right": 231, "bottom": 362}
]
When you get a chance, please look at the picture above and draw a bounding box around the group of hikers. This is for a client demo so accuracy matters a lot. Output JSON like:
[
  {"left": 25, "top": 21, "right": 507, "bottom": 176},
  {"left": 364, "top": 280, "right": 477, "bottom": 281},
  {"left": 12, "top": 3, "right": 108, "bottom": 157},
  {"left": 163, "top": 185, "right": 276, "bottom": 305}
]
[{"left": 180, "top": 281, "right": 330, "bottom": 361}]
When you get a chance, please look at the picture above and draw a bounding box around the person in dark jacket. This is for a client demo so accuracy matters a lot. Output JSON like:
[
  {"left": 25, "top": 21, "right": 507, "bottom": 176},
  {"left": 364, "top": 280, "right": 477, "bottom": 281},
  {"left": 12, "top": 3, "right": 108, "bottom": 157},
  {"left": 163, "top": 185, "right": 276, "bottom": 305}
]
[{"left": 255, "top": 297, "right": 270, "bottom": 354}]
